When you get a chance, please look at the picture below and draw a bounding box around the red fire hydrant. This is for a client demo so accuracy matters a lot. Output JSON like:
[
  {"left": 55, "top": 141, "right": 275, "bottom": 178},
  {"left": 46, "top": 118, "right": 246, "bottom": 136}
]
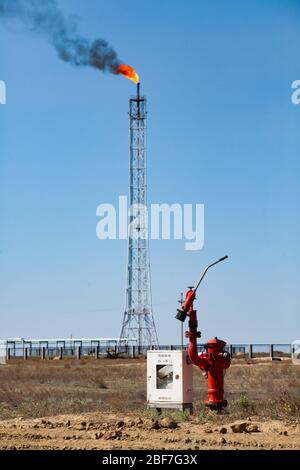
[
  {"left": 185, "top": 295, "right": 230, "bottom": 410},
  {"left": 176, "top": 257, "right": 230, "bottom": 411}
]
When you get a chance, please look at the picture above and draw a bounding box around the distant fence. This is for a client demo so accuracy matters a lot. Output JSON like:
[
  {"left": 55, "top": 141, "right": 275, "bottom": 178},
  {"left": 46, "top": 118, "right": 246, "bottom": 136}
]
[
  {"left": 1, "top": 342, "right": 293, "bottom": 361},
  {"left": 133, "top": 343, "right": 292, "bottom": 359},
  {"left": 4, "top": 345, "right": 120, "bottom": 361}
]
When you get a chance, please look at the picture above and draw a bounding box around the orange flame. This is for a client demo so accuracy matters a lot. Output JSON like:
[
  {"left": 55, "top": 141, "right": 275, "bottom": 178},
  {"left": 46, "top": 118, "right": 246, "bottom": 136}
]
[{"left": 117, "top": 64, "right": 139, "bottom": 84}]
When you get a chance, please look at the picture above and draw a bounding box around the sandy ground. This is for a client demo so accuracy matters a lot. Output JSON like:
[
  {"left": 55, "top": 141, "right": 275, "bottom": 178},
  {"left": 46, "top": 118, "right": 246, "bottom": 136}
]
[{"left": 0, "top": 411, "right": 299, "bottom": 450}]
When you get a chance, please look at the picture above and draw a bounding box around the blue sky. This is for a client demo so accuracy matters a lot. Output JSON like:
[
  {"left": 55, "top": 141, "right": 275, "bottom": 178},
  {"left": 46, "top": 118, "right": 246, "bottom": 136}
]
[{"left": 0, "top": 0, "right": 299, "bottom": 344}]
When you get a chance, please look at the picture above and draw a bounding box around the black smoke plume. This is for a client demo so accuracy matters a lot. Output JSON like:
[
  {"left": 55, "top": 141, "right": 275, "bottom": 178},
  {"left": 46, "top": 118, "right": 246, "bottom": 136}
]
[{"left": 0, "top": 0, "right": 121, "bottom": 73}]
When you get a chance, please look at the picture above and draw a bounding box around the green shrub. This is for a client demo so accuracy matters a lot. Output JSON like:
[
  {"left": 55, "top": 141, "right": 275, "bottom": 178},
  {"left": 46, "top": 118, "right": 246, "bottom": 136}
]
[{"left": 237, "top": 395, "right": 250, "bottom": 410}]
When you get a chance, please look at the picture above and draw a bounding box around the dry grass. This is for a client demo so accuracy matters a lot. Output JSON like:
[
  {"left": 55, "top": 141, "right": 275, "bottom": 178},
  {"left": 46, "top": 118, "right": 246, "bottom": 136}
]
[{"left": 0, "top": 358, "right": 299, "bottom": 421}]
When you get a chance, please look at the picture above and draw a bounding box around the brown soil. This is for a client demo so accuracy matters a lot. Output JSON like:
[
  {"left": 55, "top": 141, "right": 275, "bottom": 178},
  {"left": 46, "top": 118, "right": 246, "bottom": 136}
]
[{"left": 0, "top": 412, "right": 299, "bottom": 450}]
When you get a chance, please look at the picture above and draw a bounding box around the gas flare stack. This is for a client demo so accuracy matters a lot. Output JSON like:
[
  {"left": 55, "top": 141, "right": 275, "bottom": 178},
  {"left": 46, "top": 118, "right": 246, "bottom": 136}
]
[{"left": 120, "top": 83, "right": 159, "bottom": 353}]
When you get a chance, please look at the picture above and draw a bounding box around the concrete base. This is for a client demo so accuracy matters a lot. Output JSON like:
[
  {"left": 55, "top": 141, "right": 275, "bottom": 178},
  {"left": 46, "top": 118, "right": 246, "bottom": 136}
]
[{"left": 147, "top": 403, "right": 193, "bottom": 413}]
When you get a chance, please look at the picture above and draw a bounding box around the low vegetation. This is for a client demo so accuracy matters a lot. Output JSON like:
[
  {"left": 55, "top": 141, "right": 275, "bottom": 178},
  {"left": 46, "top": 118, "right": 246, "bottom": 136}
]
[{"left": 0, "top": 358, "right": 299, "bottom": 421}]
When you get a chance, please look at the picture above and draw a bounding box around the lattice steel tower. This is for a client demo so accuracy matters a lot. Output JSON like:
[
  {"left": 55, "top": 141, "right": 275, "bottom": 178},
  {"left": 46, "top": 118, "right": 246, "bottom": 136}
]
[{"left": 120, "top": 84, "right": 159, "bottom": 351}]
